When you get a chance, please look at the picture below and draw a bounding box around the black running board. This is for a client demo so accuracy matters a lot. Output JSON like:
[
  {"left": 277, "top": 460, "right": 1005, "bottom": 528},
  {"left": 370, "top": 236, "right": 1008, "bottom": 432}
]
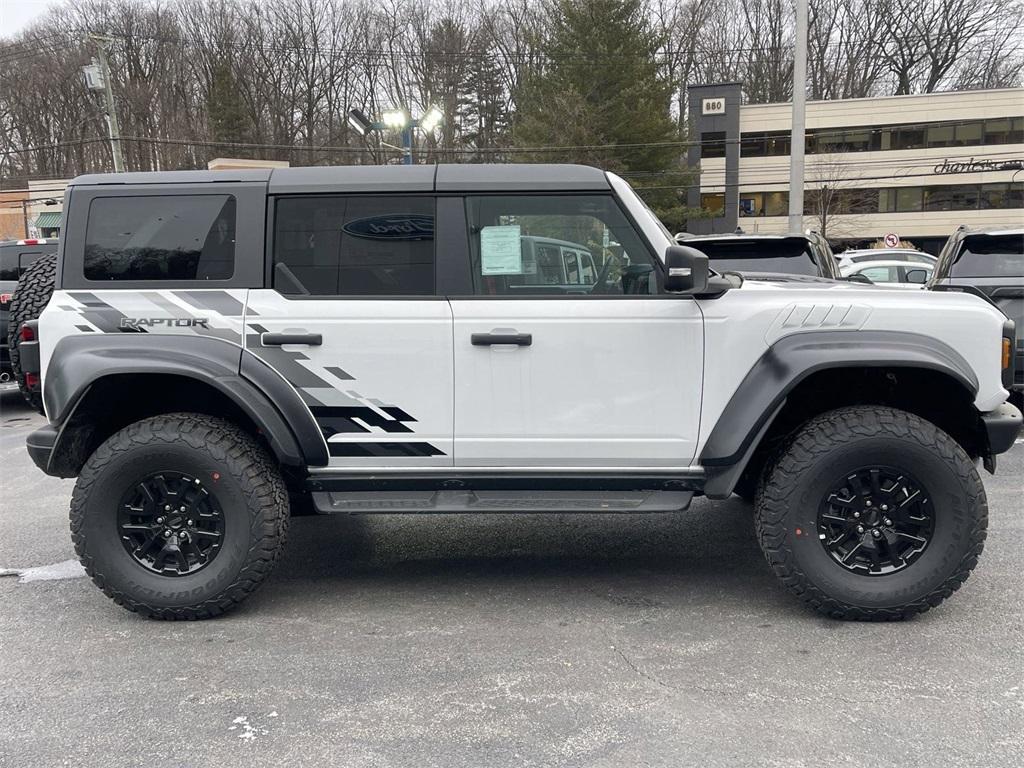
[{"left": 311, "top": 489, "right": 694, "bottom": 514}]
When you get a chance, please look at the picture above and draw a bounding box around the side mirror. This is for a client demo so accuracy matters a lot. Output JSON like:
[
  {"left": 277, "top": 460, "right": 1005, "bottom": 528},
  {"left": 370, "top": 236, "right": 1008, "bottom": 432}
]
[
  {"left": 906, "top": 268, "right": 928, "bottom": 285},
  {"left": 664, "top": 245, "right": 709, "bottom": 294}
]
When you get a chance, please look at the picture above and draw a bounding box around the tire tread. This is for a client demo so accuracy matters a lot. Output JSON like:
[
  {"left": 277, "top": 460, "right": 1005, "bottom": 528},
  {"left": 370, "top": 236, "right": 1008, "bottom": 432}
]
[
  {"left": 70, "top": 412, "right": 289, "bottom": 620},
  {"left": 754, "top": 405, "right": 987, "bottom": 621}
]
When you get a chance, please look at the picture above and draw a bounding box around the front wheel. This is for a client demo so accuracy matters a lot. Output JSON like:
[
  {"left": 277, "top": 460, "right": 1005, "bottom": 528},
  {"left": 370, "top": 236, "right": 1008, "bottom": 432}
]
[
  {"left": 70, "top": 413, "right": 290, "bottom": 619},
  {"left": 755, "top": 406, "right": 987, "bottom": 620}
]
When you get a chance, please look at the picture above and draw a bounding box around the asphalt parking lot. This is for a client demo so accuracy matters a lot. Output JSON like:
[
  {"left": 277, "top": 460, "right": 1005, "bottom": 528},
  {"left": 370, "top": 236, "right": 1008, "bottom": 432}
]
[{"left": 1, "top": 385, "right": 1021, "bottom": 767}]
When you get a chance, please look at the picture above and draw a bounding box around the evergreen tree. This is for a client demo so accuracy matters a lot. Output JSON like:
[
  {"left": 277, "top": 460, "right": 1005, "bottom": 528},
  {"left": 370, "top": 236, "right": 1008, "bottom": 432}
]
[
  {"left": 512, "top": 0, "right": 688, "bottom": 227},
  {"left": 206, "top": 58, "right": 250, "bottom": 159}
]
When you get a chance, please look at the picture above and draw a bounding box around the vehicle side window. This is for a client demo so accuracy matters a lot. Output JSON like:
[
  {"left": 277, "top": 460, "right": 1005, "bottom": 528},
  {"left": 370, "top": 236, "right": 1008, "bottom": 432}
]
[
  {"left": 273, "top": 196, "right": 434, "bottom": 296},
  {"left": 464, "top": 195, "right": 658, "bottom": 296},
  {"left": 859, "top": 266, "right": 898, "bottom": 283},
  {"left": 564, "top": 251, "right": 580, "bottom": 283},
  {"left": 950, "top": 235, "right": 1024, "bottom": 278},
  {"left": 84, "top": 195, "right": 235, "bottom": 281},
  {"left": 580, "top": 252, "right": 597, "bottom": 284},
  {"left": 19, "top": 252, "right": 44, "bottom": 274},
  {"left": 0, "top": 249, "right": 42, "bottom": 280}
]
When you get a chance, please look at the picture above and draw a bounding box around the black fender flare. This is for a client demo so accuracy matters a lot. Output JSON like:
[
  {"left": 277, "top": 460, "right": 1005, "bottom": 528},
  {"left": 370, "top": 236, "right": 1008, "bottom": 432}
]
[
  {"left": 700, "top": 330, "right": 979, "bottom": 499},
  {"left": 42, "top": 334, "right": 328, "bottom": 471}
]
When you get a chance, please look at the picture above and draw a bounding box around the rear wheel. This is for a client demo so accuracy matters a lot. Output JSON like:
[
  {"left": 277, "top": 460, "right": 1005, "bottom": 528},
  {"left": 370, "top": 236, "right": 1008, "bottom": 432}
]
[
  {"left": 71, "top": 413, "right": 289, "bottom": 619},
  {"left": 755, "top": 406, "right": 987, "bottom": 620},
  {"left": 7, "top": 253, "right": 56, "bottom": 413}
]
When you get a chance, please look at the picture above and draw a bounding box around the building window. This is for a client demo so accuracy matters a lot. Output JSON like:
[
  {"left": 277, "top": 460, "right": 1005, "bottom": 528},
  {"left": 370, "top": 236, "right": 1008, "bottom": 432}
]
[
  {"left": 700, "top": 131, "right": 727, "bottom": 159},
  {"left": 700, "top": 193, "right": 726, "bottom": 215},
  {"left": 764, "top": 132, "right": 791, "bottom": 156},
  {"left": 925, "top": 124, "right": 956, "bottom": 148},
  {"left": 895, "top": 187, "right": 923, "bottom": 212},
  {"left": 741, "top": 133, "right": 767, "bottom": 158},
  {"left": 954, "top": 122, "right": 983, "bottom": 146}
]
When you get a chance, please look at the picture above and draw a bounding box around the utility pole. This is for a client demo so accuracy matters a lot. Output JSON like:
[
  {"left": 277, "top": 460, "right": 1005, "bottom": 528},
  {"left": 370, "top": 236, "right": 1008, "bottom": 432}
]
[
  {"left": 88, "top": 34, "right": 125, "bottom": 173},
  {"left": 787, "top": 0, "right": 808, "bottom": 232}
]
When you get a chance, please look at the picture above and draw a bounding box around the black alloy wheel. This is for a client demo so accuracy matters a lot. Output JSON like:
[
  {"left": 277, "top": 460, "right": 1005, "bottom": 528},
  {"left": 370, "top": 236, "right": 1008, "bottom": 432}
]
[
  {"left": 817, "top": 466, "right": 934, "bottom": 576},
  {"left": 117, "top": 471, "right": 225, "bottom": 576}
]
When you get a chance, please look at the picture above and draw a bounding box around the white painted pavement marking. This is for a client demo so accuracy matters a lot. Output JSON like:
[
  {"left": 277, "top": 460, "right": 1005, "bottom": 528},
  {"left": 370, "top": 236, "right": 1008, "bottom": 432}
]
[{"left": 0, "top": 559, "right": 86, "bottom": 583}]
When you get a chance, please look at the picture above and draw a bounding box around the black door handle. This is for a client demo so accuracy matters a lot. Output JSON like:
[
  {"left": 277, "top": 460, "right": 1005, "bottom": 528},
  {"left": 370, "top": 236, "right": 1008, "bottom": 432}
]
[
  {"left": 261, "top": 332, "right": 322, "bottom": 346},
  {"left": 471, "top": 332, "right": 532, "bottom": 347}
]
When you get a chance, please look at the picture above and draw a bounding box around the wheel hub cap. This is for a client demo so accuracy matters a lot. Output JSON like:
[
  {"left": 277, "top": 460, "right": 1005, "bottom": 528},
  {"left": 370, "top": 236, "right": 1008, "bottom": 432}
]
[
  {"left": 817, "top": 466, "right": 934, "bottom": 576},
  {"left": 117, "top": 471, "right": 225, "bottom": 576}
]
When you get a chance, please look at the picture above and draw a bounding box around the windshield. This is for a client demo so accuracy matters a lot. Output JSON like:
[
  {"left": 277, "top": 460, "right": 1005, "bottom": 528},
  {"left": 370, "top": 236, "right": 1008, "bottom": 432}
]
[
  {"left": 950, "top": 234, "right": 1024, "bottom": 278},
  {"left": 692, "top": 238, "right": 820, "bottom": 276}
]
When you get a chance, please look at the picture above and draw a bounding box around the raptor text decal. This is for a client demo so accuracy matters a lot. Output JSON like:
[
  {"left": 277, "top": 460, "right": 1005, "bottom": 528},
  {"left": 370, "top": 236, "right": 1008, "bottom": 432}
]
[{"left": 120, "top": 317, "right": 210, "bottom": 330}]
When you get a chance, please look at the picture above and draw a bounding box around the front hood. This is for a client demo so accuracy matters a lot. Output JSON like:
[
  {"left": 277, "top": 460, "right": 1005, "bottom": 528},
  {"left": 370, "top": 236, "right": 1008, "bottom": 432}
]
[{"left": 737, "top": 275, "right": 907, "bottom": 292}]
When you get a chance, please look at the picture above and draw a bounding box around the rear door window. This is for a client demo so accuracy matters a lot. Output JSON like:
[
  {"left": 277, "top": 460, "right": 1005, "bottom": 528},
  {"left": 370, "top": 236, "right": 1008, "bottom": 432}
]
[
  {"left": 272, "top": 196, "right": 435, "bottom": 296},
  {"left": 950, "top": 235, "right": 1024, "bottom": 278},
  {"left": 84, "top": 195, "right": 236, "bottom": 281}
]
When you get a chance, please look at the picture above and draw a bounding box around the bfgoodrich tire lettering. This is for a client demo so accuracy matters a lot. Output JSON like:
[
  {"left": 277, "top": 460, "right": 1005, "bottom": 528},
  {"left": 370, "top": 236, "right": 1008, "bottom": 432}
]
[
  {"left": 70, "top": 413, "right": 289, "bottom": 619},
  {"left": 755, "top": 406, "right": 987, "bottom": 620}
]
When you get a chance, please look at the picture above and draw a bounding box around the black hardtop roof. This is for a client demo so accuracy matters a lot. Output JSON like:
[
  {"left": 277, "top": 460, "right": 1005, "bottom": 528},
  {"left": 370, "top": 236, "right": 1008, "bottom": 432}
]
[{"left": 68, "top": 164, "right": 611, "bottom": 193}]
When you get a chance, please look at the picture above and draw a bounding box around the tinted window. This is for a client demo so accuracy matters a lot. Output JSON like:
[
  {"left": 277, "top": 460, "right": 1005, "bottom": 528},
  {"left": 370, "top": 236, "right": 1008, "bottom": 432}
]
[
  {"left": 950, "top": 235, "right": 1024, "bottom": 278},
  {"left": 273, "top": 196, "right": 434, "bottom": 296},
  {"left": 465, "top": 195, "right": 658, "bottom": 296},
  {"left": 693, "top": 238, "right": 820, "bottom": 277},
  {"left": 858, "top": 266, "right": 899, "bottom": 283},
  {"left": 1, "top": 246, "right": 54, "bottom": 281},
  {"left": 84, "top": 196, "right": 234, "bottom": 281}
]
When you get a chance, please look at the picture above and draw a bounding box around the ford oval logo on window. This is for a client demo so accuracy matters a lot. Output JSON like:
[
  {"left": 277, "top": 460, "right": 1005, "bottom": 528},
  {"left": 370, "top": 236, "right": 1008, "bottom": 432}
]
[{"left": 342, "top": 214, "right": 434, "bottom": 241}]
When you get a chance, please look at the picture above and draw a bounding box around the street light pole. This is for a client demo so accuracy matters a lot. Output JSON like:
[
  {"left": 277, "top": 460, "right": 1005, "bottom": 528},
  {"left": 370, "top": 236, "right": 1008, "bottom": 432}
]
[
  {"left": 788, "top": 0, "right": 808, "bottom": 232},
  {"left": 401, "top": 126, "right": 413, "bottom": 165}
]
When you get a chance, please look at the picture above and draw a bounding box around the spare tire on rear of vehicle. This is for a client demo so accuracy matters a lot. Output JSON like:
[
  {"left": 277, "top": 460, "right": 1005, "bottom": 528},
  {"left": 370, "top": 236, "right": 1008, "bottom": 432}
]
[{"left": 7, "top": 253, "right": 57, "bottom": 414}]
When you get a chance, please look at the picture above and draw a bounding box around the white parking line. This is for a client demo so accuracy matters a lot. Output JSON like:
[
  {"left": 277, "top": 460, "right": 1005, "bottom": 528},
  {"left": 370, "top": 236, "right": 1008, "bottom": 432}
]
[{"left": 0, "top": 559, "right": 86, "bottom": 583}]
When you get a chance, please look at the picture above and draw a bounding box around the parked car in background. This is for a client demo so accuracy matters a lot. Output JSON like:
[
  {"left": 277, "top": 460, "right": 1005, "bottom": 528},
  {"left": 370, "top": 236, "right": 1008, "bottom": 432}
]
[
  {"left": 675, "top": 231, "right": 840, "bottom": 280},
  {"left": 1, "top": 239, "right": 59, "bottom": 384},
  {"left": 929, "top": 225, "right": 1024, "bottom": 403},
  {"left": 835, "top": 248, "right": 936, "bottom": 270},
  {"left": 839, "top": 260, "right": 933, "bottom": 288}
]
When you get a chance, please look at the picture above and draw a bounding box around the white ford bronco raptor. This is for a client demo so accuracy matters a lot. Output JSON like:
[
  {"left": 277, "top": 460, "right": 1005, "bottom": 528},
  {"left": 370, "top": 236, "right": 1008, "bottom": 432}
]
[{"left": 16, "top": 164, "right": 1021, "bottom": 621}]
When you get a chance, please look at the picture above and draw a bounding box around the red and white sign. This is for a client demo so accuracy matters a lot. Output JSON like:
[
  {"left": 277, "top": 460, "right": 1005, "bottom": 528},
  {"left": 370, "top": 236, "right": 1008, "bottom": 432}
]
[{"left": 883, "top": 233, "right": 900, "bottom": 248}]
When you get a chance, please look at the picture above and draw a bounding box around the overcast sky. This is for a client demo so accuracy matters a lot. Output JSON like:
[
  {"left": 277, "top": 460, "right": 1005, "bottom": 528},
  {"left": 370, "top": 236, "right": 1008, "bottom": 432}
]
[{"left": 1, "top": 0, "right": 56, "bottom": 38}]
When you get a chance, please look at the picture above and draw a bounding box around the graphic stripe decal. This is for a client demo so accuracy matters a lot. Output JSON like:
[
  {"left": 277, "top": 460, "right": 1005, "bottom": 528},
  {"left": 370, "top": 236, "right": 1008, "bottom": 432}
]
[
  {"left": 327, "top": 442, "right": 446, "bottom": 458},
  {"left": 174, "top": 290, "right": 246, "bottom": 316}
]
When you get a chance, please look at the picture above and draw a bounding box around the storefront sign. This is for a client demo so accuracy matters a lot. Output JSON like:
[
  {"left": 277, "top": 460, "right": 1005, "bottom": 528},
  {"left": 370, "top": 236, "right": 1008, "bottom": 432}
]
[{"left": 933, "top": 157, "right": 1022, "bottom": 174}]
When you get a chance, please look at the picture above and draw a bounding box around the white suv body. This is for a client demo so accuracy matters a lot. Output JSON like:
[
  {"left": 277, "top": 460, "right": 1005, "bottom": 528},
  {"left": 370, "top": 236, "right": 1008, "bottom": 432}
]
[{"left": 17, "top": 164, "right": 1021, "bottom": 621}]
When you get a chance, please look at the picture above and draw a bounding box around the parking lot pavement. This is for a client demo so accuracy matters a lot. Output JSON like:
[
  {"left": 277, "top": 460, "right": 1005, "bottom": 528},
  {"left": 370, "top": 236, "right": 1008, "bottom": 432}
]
[{"left": 1, "top": 386, "right": 1021, "bottom": 768}]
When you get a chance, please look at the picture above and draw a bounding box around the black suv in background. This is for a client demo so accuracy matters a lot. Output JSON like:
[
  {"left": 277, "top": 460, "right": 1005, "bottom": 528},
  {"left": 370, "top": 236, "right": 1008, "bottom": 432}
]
[
  {"left": 929, "top": 226, "right": 1024, "bottom": 403},
  {"left": 1, "top": 239, "right": 59, "bottom": 382},
  {"left": 674, "top": 230, "right": 840, "bottom": 281}
]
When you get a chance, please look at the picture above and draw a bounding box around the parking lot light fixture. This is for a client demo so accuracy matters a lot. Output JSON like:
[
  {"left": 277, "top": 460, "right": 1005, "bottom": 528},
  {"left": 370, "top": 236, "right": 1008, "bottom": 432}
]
[
  {"left": 382, "top": 109, "right": 409, "bottom": 130},
  {"left": 347, "top": 108, "right": 374, "bottom": 136},
  {"left": 420, "top": 106, "right": 443, "bottom": 132}
]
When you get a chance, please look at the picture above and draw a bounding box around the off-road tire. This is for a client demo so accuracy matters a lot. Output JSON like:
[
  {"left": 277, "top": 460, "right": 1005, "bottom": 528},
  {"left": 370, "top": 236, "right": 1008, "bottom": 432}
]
[
  {"left": 755, "top": 406, "right": 987, "bottom": 621},
  {"left": 7, "top": 253, "right": 56, "bottom": 413},
  {"left": 70, "top": 413, "right": 290, "bottom": 620}
]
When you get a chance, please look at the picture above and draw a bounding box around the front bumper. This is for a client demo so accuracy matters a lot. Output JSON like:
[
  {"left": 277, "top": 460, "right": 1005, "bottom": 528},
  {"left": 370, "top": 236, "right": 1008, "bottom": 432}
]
[
  {"left": 26, "top": 423, "right": 57, "bottom": 474},
  {"left": 982, "top": 402, "right": 1022, "bottom": 456}
]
